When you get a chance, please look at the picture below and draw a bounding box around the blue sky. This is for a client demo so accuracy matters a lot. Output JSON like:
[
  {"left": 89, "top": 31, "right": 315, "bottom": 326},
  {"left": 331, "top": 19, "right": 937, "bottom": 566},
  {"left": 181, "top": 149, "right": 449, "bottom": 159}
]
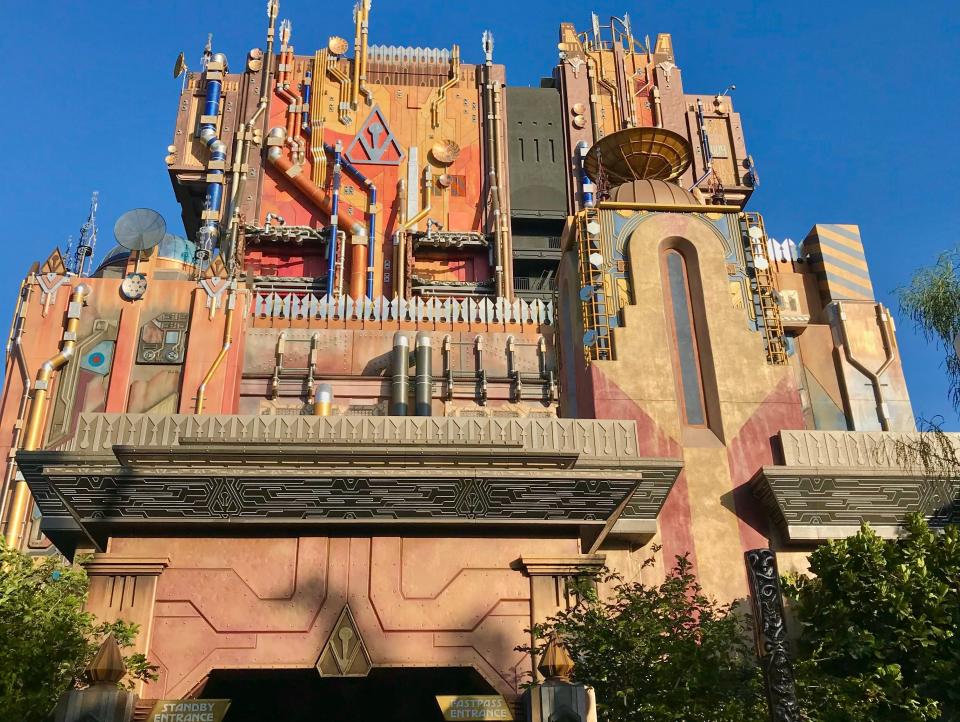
[{"left": 2, "top": 0, "right": 958, "bottom": 425}]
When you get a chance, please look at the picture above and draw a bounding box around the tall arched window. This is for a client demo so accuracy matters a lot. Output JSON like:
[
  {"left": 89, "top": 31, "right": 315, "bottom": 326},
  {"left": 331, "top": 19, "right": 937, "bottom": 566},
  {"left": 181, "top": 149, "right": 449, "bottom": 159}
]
[{"left": 661, "top": 249, "right": 708, "bottom": 426}]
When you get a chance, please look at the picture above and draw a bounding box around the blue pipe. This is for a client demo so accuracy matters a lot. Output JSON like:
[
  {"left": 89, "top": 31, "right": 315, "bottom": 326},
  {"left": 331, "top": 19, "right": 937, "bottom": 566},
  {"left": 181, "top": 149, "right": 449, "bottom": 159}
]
[
  {"left": 324, "top": 143, "right": 378, "bottom": 299},
  {"left": 327, "top": 147, "right": 342, "bottom": 295},
  {"left": 301, "top": 72, "right": 312, "bottom": 132},
  {"left": 576, "top": 141, "right": 595, "bottom": 208},
  {"left": 366, "top": 184, "right": 377, "bottom": 299},
  {"left": 197, "top": 52, "right": 228, "bottom": 259}
]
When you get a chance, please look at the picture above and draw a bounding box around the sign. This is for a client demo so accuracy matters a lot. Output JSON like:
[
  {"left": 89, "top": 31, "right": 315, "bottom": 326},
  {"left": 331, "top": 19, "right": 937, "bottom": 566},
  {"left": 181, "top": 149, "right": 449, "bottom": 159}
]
[
  {"left": 436, "top": 695, "right": 514, "bottom": 721},
  {"left": 146, "top": 699, "right": 231, "bottom": 722}
]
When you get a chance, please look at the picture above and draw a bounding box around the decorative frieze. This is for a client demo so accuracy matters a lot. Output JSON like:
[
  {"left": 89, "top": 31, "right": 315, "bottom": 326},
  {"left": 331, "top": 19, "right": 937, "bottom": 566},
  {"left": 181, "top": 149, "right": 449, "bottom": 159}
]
[{"left": 60, "top": 413, "right": 643, "bottom": 461}]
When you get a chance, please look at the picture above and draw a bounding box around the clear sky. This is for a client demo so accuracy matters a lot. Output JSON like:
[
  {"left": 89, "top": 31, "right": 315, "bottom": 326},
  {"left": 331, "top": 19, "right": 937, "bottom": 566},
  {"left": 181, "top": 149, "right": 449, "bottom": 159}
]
[{"left": 1, "top": 0, "right": 958, "bottom": 425}]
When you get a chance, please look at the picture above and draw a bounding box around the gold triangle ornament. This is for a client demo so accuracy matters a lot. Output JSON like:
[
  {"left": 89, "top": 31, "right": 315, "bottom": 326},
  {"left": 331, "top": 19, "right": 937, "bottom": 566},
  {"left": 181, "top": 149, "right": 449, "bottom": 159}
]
[{"left": 316, "top": 605, "right": 373, "bottom": 677}]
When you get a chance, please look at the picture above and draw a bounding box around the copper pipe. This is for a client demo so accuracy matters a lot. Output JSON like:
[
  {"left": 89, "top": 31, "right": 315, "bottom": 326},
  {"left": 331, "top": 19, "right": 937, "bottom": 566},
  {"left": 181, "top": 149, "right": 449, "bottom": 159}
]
[
  {"left": 0, "top": 280, "right": 32, "bottom": 523},
  {"left": 349, "top": 234, "right": 368, "bottom": 299},
  {"left": 195, "top": 290, "right": 236, "bottom": 415},
  {"left": 267, "top": 146, "right": 365, "bottom": 233},
  {"left": 3, "top": 283, "right": 89, "bottom": 548}
]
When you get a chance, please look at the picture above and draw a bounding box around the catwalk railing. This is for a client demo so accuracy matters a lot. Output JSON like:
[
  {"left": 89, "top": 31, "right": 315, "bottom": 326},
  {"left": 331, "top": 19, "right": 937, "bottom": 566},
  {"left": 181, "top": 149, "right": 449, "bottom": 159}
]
[{"left": 250, "top": 290, "right": 554, "bottom": 327}]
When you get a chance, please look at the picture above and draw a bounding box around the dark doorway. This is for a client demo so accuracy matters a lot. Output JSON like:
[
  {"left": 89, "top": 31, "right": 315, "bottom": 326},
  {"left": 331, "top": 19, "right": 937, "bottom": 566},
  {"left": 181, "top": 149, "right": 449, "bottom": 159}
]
[{"left": 203, "top": 666, "right": 499, "bottom": 722}]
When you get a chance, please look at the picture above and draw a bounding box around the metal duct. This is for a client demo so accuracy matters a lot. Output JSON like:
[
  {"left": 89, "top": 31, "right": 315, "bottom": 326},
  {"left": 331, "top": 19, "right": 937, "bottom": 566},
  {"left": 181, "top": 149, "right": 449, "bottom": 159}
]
[
  {"left": 314, "top": 382, "right": 333, "bottom": 416},
  {"left": 390, "top": 332, "right": 409, "bottom": 416},
  {"left": 414, "top": 332, "right": 432, "bottom": 416}
]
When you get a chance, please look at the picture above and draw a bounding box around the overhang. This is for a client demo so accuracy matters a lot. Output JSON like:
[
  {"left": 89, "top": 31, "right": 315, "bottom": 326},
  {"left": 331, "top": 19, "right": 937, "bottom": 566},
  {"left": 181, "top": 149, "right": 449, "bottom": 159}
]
[{"left": 22, "top": 413, "right": 682, "bottom": 554}]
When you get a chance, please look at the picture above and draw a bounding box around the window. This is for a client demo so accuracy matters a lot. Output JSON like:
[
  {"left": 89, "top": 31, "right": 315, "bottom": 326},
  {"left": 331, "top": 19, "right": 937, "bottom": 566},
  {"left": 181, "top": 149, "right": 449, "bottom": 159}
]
[{"left": 662, "top": 249, "right": 708, "bottom": 426}]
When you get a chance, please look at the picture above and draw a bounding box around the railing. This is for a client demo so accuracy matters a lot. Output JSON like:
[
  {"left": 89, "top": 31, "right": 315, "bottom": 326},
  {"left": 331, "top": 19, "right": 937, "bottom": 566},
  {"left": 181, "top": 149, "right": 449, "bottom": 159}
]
[
  {"left": 513, "top": 276, "right": 555, "bottom": 292},
  {"left": 251, "top": 290, "right": 554, "bottom": 326}
]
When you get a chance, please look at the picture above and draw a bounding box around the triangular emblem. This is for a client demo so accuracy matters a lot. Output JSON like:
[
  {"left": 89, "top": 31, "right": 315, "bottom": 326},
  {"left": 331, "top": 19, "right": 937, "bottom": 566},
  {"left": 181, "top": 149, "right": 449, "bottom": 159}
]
[
  {"left": 40, "top": 248, "right": 67, "bottom": 275},
  {"left": 316, "top": 605, "right": 373, "bottom": 677},
  {"left": 346, "top": 106, "right": 405, "bottom": 165}
]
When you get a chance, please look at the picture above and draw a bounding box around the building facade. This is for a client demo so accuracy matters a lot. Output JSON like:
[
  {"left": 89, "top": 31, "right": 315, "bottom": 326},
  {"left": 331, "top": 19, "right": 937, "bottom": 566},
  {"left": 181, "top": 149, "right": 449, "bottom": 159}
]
[{"left": 1, "top": 3, "right": 952, "bottom": 719}]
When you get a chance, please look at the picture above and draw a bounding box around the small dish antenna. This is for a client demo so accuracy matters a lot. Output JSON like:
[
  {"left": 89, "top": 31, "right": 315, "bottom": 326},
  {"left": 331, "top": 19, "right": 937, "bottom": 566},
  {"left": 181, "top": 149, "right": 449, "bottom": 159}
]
[{"left": 114, "top": 209, "right": 166, "bottom": 251}]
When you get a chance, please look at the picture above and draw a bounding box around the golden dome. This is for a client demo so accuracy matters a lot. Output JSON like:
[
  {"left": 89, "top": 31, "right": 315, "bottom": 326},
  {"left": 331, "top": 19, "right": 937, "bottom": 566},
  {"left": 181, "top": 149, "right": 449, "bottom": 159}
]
[{"left": 609, "top": 178, "right": 701, "bottom": 205}]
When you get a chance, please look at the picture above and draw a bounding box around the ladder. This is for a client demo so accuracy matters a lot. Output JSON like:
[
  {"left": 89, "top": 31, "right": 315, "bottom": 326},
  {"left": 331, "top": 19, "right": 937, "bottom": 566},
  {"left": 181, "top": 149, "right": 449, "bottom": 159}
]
[
  {"left": 742, "top": 212, "right": 787, "bottom": 365},
  {"left": 577, "top": 209, "right": 612, "bottom": 362}
]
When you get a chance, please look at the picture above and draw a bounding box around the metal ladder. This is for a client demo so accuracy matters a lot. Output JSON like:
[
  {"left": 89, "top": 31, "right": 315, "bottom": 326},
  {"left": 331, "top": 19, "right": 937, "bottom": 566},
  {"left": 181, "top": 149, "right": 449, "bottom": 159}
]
[
  {"left": 577, "top": 209, "right": 612, "bottom": 361},
  {"left": 742, "top": 212, "right": 787, "bottom": 365}
]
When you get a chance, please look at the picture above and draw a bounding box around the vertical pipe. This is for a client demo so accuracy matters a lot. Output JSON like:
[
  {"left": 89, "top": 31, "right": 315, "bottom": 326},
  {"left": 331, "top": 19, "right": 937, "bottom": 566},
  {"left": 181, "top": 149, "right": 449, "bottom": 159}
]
[
  {"left": 414, "top": 332, "right": 433, "bottom": 416},
  {"left": 198, "top": 52, "right": 229, "bottom": 260},
  {"left": 349, "top": 230, "right": 367, "bottom": 299},
  {"left": 313, "top": 382, "right": 333, "bottom": 416},
  {"left": 390, "top": 332, "right": 409, "bottom": 416},
  {"left": 366, "top": 184, "right": 378, "bottom": 299},
  {"left": 3, "top": 284, "right": 90, "bottom": 549},
  {"left": 327, "top": 144, "right": 343, "bottom": 296}
]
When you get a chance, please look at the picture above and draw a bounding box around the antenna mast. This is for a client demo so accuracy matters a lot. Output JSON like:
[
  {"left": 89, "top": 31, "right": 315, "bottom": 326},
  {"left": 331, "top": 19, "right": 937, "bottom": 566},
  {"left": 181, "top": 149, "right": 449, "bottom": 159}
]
[{"left": 73, "top": 191, "right": 99, "bottom": 276}]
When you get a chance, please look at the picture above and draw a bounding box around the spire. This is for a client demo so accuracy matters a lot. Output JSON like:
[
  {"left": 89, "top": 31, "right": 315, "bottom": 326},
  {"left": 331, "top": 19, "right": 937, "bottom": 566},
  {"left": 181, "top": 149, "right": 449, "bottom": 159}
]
[
  {"left": 84, "top": 633, "right": 127, "bottom": 685},
  {"left": 537, "top": 636, "right": 575, "bottom": 681}
]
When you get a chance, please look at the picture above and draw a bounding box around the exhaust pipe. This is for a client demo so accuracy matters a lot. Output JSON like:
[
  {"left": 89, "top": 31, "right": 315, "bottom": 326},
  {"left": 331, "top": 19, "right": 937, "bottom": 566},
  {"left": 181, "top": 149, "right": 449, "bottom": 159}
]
[
  {"left": 415, "top": 332, "right": 432, "bottom": 416},
  {"left": 313, "top": 382, "right": 333, "bottom": 417},
  {"left": 390, "top": 332, "right": 409, "bottom": 416}
]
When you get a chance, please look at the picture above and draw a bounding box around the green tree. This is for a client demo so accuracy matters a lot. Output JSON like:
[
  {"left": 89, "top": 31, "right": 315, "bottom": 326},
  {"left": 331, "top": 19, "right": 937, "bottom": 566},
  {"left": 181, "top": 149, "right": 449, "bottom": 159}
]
[
  {"left": 0, "top": 542, "right": 156, "bottom": 722},
  {"left": 520, "top": 552, "right": 767, "bottom": 722},
  {"left": 784, "top": 515, "right": 960, "bottom": 722},
  {"left": 899, "top": 250, "right": 960, "bottom": 412}
]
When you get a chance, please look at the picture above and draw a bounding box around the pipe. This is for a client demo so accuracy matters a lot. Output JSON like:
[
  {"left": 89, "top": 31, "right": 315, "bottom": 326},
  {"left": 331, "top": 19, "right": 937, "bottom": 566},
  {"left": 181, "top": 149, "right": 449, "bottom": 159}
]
[
  {"left": 350, "top": 2, "right": 362, "bottom": 109},
  {"left": 414, "top": 332, "right": 433, "bottom": 416},
  {"left": 393, "top": 168, "right": 432, "bottom": 298},
  {"left": 390, "top": 332, "right": 410, "bottom": 416},
  {"left": 366, "top": 183, "right": 378, "bottom": 299},
  {"left": 197, "top": 52, "right": 229, "bottom": 260},
  {"left": 328, "top": 144, "right": 343, "bottom": 296},
  {"left": 652, "top": 85, "right": 662, "bottom": 128},
  {"left": 358, "top": 0, "right": 373, "bottom": 105},
  {"left": 195, "top": 290, "right": 236, "bottom": 414},
  {"left": 576, "top": 141, "right": 595, "bottom": 208},
  {"left": 313, "top": 382, "right": 333, "bottom": 416},
  {"left": 266, "top": 140, "right": 364, "bottom": 235},
  {"left": 3, "top": 283, "right": 90, "bottom": 549},
  {"left": 491, "top": 69, "right": 512, "bottom": 300},
  {"left": 324, "top": 143, "right": 378, "bottom": 299},
  {"left": 481, "top": 42, "right": 504, "bottom": 299},
  {"left": 0, "top": 280, "right": 31, "bottom": 524},
  {"left": 349, "top": 229, "right": 368, "bottom": 299},
  {"left": 836, "top": 302, "right": 896, "bottom": 431},
  {"left": 222, "top": 2, "right": 278, "bottom": 271}
]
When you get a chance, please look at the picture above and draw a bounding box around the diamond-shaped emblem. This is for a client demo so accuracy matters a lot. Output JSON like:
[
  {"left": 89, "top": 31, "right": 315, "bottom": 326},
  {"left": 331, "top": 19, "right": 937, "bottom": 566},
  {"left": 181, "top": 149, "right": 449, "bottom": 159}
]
[
  {"left": 316, "top": 605, "right": 373, "bottom": 677},
  {"left": 346, "top": 106, "right": 405, "bottom": 165}
]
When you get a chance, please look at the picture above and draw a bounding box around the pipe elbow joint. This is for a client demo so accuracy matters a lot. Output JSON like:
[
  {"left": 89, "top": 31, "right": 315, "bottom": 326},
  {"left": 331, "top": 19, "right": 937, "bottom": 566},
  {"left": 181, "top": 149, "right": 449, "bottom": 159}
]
[
  {"left": 73, "top": 283, "right": 91, "bottom": 300},
  {"left": 199, "top": 128, "right": 218, "bottom": 145}
]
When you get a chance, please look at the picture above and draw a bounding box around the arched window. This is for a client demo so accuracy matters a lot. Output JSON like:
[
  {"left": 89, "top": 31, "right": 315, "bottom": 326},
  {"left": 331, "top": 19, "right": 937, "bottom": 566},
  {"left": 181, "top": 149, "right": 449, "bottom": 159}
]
[{"left": 661, "top": 249, "right": 708, "bottom": 426}]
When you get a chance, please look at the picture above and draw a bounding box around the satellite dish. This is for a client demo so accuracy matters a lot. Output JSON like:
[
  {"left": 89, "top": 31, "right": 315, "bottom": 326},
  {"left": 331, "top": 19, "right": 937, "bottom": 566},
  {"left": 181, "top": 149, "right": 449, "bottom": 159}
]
[
  {"left": 114, "top": 209, "right": 166, "bottom": 251},
  {"left": 173, "top": 52, "right": 187, "bottom": 78}
]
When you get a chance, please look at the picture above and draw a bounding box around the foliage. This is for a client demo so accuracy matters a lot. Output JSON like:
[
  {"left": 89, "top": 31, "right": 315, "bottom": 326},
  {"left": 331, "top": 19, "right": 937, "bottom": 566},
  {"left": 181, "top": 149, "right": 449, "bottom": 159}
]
[
  {"left": 784, "top": 515, "right": 960, "bottom": 722},
  {"left": 0, "top": 542, "right": 157, "bottom": 722},
  {"left": 898, "top": 250, "right": 960, "bottom": 412},
  {"left": 519, "top": 551, "right": 766, "bottom": 722}
]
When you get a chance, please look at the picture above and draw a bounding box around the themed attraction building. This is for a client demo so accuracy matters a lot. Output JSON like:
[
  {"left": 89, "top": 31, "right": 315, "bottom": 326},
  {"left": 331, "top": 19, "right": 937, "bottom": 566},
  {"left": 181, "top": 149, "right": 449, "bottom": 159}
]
[{"left": 1, "top": 3, "right": 951, "bottom": 719}]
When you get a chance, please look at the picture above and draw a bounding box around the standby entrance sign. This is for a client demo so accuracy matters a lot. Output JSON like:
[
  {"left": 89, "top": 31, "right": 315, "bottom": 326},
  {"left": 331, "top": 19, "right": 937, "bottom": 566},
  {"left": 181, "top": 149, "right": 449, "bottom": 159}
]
[{"left": 146, "top": 699, "right": 231, "bottom": 722}]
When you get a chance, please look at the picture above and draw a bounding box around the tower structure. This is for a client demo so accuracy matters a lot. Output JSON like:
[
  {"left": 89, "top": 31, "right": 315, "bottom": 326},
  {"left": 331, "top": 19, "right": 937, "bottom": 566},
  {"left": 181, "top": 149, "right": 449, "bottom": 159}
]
[{"left": 0, "top": 4, "right": 952, "bottom": 718}]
